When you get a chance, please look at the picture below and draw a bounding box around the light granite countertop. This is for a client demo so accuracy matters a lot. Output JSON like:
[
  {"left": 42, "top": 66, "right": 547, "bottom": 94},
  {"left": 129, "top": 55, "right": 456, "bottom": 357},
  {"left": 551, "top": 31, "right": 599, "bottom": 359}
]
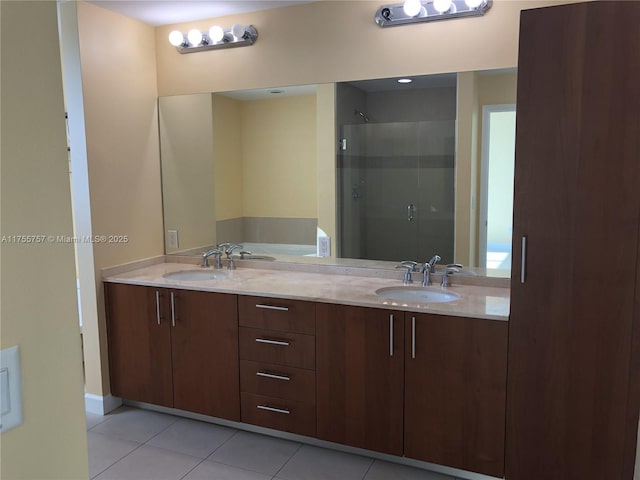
[{"left": 103, "top": 260, "right": 510, "bottom": 321}]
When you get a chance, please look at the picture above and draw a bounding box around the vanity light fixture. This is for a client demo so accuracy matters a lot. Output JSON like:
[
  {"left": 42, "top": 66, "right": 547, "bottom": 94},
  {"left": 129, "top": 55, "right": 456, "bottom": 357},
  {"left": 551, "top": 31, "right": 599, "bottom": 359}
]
[
  {"left": 375, "top": 0, "right": 491, "bottom": 27},
  {"left": 398, "top": 78, "right": 413, "bottom": 83},
  {"left": 167, "top": 24, "right": 258, "bottom": 54}
]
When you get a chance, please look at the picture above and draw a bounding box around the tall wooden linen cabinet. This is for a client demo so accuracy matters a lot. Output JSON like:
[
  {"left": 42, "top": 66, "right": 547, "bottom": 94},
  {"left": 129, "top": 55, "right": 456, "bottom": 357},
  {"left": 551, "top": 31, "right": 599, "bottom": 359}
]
[{"left": 506, "top": 2, "right": 640, "bottom": 480}]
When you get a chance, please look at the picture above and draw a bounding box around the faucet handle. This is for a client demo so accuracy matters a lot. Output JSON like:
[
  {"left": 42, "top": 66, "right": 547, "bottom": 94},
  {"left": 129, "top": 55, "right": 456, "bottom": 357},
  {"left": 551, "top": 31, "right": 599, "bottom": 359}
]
[
  {"left": 441, "top": 267, "right": 458, "bottom": 287},
  {"left": 223, "top": 243, "right": 244, "bottom": 257},
  {"left": 446, "top": 263, "right": 463, "bottom": 270},
  {"left": 201, "top": 248, "right": 222, "bottom": 268},
  {"left": 400, "top": 260, "right": 419, "bottom": 272},
  {"left": 396, "top": 264, "right": 414, "bottom": 285},
  {"left": 239, "top": 250, "right": 252, "bottom": 259}
]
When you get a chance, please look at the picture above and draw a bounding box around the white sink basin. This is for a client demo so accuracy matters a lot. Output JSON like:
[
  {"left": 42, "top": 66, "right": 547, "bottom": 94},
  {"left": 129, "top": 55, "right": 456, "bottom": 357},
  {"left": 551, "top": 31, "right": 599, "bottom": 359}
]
[
  {"left": 163, "top": 270, "right": 227, "bottom": 281},
  {"left": 375, "top": 286, "right": 460, "bottom": 304}
]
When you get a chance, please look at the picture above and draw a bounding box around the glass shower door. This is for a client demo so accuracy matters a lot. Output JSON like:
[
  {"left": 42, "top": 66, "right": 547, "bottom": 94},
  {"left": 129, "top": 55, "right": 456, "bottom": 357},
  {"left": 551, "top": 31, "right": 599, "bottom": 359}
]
[{"left": 338, "top": 121, "right": 455, "bottom": 264}]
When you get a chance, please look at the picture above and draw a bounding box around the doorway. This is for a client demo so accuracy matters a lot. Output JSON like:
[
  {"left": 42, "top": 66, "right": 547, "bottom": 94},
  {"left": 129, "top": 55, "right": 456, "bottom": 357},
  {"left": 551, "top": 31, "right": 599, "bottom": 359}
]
[{"left": 479, "top": 104, "right": 516, "bottom": 270}]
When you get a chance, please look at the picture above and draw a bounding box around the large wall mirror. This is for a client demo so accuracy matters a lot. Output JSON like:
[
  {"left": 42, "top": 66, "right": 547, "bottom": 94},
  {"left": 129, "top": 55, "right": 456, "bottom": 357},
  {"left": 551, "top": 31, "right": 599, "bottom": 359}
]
[{"left": 158, "top": 68, "right": 516, "bottom": 277}]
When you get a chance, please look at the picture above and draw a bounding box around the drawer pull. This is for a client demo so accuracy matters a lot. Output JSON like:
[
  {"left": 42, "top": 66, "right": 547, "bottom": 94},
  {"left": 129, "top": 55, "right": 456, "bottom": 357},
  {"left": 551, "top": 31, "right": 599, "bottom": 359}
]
[
  {"left": 389, "top": 314, "right": 394, "bottom": 357},
  {"left": 255, "top": 304, "right": 289, "bottom": 312},
  {"left": 255, "top": 338, "right": 290, "bottom": 346},
  {"left": 257, "top": 404, "right": 290, "bottom": 415},
  {"left": 155, "top": 290, "right": 162, "bottom": 325},
  {"left": 257, "top": 371, "right": 291, "bottom": 381},
  {"left": 411, "top": 316, "right": 416, "bottom": 359}
]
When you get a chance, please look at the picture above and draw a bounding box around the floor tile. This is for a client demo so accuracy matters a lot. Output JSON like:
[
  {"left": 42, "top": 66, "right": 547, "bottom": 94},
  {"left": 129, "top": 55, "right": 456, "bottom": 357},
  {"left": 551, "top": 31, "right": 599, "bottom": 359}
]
[
  {"left": 208, "top": 430, "right": 300, "bottom": 476},
  {"left": 90, "top": 406, "right": 178, "bottom": 443},
  {"left": 86, "top": 411, "right": 109, "bottom": 430},
  {"left": 147, "top": 418, "right": 236, "bottom": 459},
  {"left": 183, "top": 460, "right": 273, "bottom": 480},
  {"left": 87, "top": 432, "right": 140, "bottom": 479},
  {"left": 364, "top": 459, "right": 454, "bottom": 480},
  {"left": 93, "top": 444, "right": 201, "bottom": 480},
  {"left": 277, "top": 444, "right": 373, "bottom": 480}
]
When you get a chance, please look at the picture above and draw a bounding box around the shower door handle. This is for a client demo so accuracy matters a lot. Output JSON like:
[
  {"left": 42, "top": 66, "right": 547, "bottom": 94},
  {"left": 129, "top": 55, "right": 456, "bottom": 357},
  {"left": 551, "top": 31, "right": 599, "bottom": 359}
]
[{"left": 407, "top": 204, "right": 415, "bottom": 222}]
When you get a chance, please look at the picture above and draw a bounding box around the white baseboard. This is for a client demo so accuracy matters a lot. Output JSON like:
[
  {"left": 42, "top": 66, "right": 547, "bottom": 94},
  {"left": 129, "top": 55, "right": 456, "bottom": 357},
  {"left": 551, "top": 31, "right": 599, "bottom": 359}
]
[{"left": 85, "top": 393, "right": 122, "bottom": 415}]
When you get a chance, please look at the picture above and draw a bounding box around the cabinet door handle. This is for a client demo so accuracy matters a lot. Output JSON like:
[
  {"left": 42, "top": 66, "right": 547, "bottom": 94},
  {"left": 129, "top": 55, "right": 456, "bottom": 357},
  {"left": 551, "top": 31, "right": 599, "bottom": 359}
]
[
  {"left": 408, "top": 204, "right": 415, "bottom": 221},
  {"left": 255, "top": 338, "right": 290, "bottom": 346},
  {"left": 255, "top": 304, "right": 289, "bottom": 312},
  {"left": 256, "top": 371, "right": 291, "bottom": 381},
  {"left": 520, "top": 235, "right": 527, "bottom": 284},
  {"left": 155, "top": 290, "right": 162, "bottom": 325},
  {"left": 389, "top": 314, "right": 394, "bottom": 357},
  {"left": 257, "top": 404, "right": 290, "bottom": 415},
  {"left": 170, "top": 291, "right": 176, "bottom": 327},
  {"left": 411, "top": 316, "right": 416, "bottom": 359}
]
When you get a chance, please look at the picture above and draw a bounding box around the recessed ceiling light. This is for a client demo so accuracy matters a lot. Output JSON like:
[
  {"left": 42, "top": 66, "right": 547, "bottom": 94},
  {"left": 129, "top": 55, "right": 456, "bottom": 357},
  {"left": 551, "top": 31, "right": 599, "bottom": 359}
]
[{"left": 398, "top": 78, "right": 413, "bottom": 84}]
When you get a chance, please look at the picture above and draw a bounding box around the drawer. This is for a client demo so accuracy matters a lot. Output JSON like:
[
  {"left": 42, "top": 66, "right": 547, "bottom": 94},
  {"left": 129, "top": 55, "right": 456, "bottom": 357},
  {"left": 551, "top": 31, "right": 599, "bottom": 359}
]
[
  {"left": 241, "top": 392, "right": 316, "bottom": 438},
  {"left": 239, "top": 327, "right": 315, "bottom": 370},
  {"left": 240, "top": 360, "right": 315, "bottom": 404},
  {"left": 238, "top": 296, "right": 315, "bottom": 334}
]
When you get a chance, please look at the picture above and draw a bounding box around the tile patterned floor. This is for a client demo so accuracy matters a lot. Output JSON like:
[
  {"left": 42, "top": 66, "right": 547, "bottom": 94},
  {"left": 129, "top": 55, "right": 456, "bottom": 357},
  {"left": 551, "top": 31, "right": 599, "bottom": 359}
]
[{"left": 86, "top": 407, "right": 463, "bottom": 480}]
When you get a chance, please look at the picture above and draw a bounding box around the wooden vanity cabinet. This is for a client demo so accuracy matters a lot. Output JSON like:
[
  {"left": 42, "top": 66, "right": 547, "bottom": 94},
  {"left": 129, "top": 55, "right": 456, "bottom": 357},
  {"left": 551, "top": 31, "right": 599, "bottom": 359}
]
[
  {"left": 105, "top": 283, "right": 173, "bottom": 407},
  {"left": 105, "top": 283, "right": 240, "bottom": 421},
  {"left": 404, "top": 313, "right": 508, "bottom": 478},
  {"left": 506, "top": 3, "right": 640, "bottom": 480},
  {"left": 316, "top": 304, "right": 405, "bottom": 456}
]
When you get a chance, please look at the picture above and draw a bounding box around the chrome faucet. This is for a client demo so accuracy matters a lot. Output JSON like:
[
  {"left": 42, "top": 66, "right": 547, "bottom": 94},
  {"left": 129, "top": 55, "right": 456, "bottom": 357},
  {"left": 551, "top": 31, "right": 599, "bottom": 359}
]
[
  {"left": 201, "top": 249, "right": 223, "bottom": 268},
  {"left": 421, "top": 262, "right": 433, "bottom": 286}
]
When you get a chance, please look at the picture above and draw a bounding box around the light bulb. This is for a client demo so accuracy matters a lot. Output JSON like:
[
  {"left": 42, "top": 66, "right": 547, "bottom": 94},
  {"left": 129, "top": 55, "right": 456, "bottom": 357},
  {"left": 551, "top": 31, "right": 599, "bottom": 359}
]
[
  {"left": 433, "top": 0, "right": 452, "bottom": 13},
  {"left": 403, "top": 0, "right": 422, "bottom": 17},
  {"left": 187, "top": 29, "right": 203, "bottom": 46},
  {"left": 465, "top": 0, "right": 484, "bottom": 8},
  {"left": 168, "top": 30, "right": 185, "bottom": 47},
  {"left": 208, "top": 25, "right": 225, "bottom": 43},
  {"left": 231, "top": 24, "right": 246, "bottom": 40}
]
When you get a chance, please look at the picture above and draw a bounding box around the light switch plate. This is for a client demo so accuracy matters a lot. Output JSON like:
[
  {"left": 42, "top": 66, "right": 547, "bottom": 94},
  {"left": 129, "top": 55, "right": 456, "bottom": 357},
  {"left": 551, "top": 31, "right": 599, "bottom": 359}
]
[
  {"left": 0, "top": 345, "right": 22, "bottom": 433},
  {"left": 318, "top": 236, "right": 331, "bottom": 257},
  {"left": 167, "top": 230, "right": 179, "bottom": 249}
]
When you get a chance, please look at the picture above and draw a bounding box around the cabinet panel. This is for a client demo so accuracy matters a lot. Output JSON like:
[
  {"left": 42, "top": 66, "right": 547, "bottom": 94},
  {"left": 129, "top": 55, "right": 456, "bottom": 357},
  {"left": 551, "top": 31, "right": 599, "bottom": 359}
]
[
  {"left": 105, "top": 283, "right": 173, "bottom": 407},
  {"left": 316, "top": 304, "right": 404, "bottom": 456},
  {"left": 171, "top": 290, "right": 239, "bottom": 421},
  {"left": 239, "top": 327, "right": 315, "bottom": 369},
  {"left": 507, "top": 3, "right": 640, "bottom": 479},
  {"left": 238, "top": 295, "right": 315, "bottom": 334},
  {"left": 405, "top": 313, "right": 507, "bottom": 478}
]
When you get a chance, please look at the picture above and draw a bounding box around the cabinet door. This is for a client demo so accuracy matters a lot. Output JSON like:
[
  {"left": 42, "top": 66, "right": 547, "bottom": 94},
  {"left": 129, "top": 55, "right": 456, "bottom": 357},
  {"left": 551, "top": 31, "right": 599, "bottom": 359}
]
[
  {"left": 105, "top": 283, "right": 173, "bottom": 407},
  {"left": 170, "top": 290, "right": 240, "bottom": 421},
  {"left": 507, "top": 3, "right": 640, "bottom": 480},
  {"left": 316, "top": 304, "right": 404, "bottom": 456},
  {"left": 404, "top": 313, "right": 507, "bottom": 478}
]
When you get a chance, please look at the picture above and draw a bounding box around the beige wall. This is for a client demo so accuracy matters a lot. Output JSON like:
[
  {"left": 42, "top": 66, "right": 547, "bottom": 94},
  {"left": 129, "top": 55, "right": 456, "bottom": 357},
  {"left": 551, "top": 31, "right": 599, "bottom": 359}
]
[
  {"left": 77, "top": 1, "right": 163, "bottom": 396},
  {"left": 155, "top": 1, "right": 576, "bottom": 96},
  {"left": 0, "top": 2, "right": 89, "bottom": 478},
  {"left": 160, "top": 93, "right": 216, "bottom": 253},
  {"left": 241, "top": 95, "right": 317, "bottom": 218},
  {"left": 213, "top": 94, "right": 244, "bottom": 221}
]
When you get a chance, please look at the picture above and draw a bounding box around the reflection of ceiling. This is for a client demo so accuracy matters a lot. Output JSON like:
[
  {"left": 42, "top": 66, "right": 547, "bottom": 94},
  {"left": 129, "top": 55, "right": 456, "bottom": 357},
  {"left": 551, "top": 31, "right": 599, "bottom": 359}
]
[
  {"left": 87, "top": 1, "right": 315, "bottom": 27},
  {"left": 217, "top": 84, "right": 317, "bottom": 101},
  {"left": 347, "top": 73, "right": 458, "bottom": 93}
]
